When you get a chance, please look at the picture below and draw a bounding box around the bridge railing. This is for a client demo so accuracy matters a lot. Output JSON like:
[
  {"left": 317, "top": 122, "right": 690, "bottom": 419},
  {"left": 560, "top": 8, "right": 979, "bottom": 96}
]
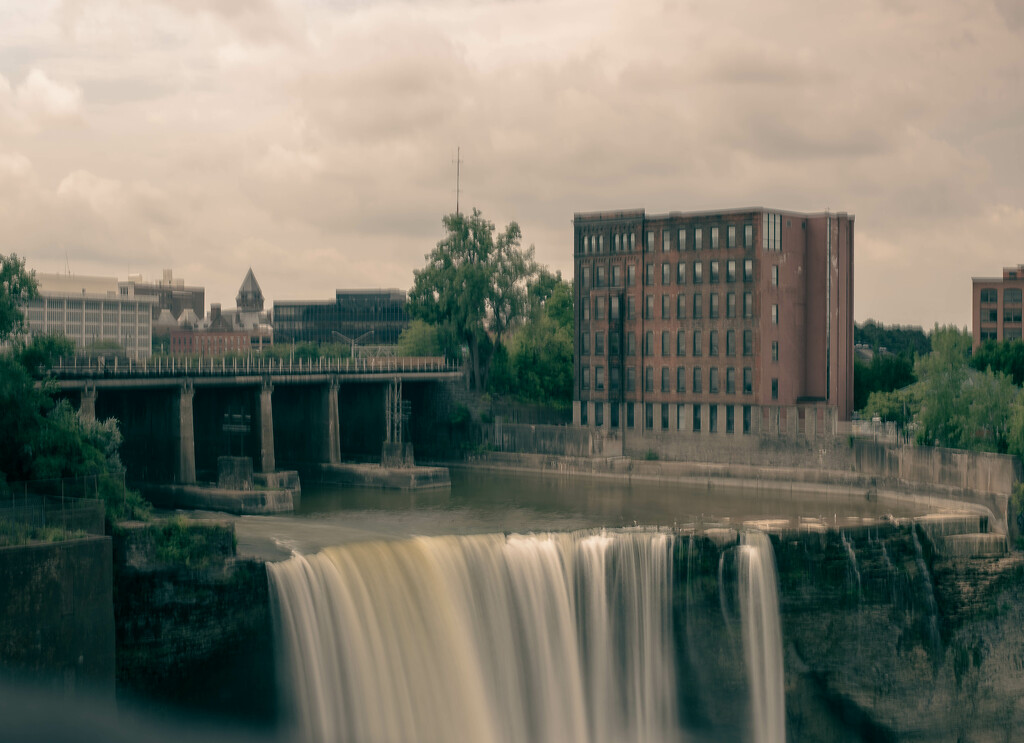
[{"left": 50, "top": 355, "right": 461, "bottom": 379}]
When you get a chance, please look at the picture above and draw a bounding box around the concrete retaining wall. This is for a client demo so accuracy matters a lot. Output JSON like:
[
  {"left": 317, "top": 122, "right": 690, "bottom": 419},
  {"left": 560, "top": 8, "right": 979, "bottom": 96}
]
[
  {"left": 0, "top": 536, "right": 114, "bottom": 698},
  {"left": 491, "top": 423, "right": 622, "bottom": 458}
]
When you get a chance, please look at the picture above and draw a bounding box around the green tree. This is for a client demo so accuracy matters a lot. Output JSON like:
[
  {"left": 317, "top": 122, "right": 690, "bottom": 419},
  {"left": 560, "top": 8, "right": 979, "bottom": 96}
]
[
  {"left": 15, "top": 334, "right": 75, "bottom": 379},
  {"left": 854, "top": 352, "right": 916, "bottom": 411},
  {"left": 409, "top": 209, "right": 536, "bottom": 390},
  {"left": 915, "top": 326, "right": 972, "bottom": 448},
  {"left": 0, "top": 253, "right": 38, "bottom": 342},
  {"left": 963, "top": 371, "right": 1018, "bottom": 453},
  {"left": 863, "top": 387, "right": 918, "bottom": 443},
  {"left": 396, "top": 320, "right": 443, "bottom": 357},
  {"left": 970, "top": 339, "right": 1024, "bottom": 386}
]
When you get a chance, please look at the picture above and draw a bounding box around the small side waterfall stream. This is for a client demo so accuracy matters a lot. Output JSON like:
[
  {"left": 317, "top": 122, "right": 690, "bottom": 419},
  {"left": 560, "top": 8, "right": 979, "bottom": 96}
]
[{"left": 268, "top": 528, "right": 786, "bottom": 743}]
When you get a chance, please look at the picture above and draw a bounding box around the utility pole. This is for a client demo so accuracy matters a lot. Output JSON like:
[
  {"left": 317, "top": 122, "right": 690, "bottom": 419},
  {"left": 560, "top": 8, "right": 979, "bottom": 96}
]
[{"left": 454, "top": 146, "right": 462, "bottom": 215}]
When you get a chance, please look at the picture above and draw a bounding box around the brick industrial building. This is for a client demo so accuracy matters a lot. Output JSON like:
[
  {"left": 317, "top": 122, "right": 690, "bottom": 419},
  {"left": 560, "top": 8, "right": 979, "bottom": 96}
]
[
  {"left": 573, "top": 207, "right": 854, "bottom": 437},
  {"left": 971, "top": 265, "right": 1024, "bottom": 347}
]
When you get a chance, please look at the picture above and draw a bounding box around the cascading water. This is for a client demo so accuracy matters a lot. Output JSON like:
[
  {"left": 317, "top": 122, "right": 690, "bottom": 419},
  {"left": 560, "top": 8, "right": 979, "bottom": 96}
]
[{"left": 268, "top": 528, "right": 786, "bottom": 743}]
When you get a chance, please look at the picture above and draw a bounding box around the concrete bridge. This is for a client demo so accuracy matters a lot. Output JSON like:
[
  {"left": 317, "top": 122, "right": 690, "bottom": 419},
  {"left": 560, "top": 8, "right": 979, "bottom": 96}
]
[{"left": 53, "top": 356, "right": 461, "bottom": 484}]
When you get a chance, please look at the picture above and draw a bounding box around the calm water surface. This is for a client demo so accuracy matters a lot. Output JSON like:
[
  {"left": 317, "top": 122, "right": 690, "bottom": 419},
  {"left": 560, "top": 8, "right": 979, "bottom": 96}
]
[{"left": 223, "top": 467, "right": 949, "bottom": 561}]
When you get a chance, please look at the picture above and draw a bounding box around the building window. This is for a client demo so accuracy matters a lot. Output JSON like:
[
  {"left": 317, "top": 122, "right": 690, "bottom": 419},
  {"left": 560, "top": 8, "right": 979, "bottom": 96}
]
[
  {"left": 610, "top": 367, "right": 620, "bottom": 391},
  {"left": 744, "top": 224, "right": 753, "bottom": 249},
  {"left": 743, "top": 405, "right": 751, "bottom": 433},
  {"left": 711, "top": 226, "right": 719, "bottom": 250},
  {"left": 710, "top": 293, "right": 719, "bottom": 319},
  {"left": 678, "top": 229, "right": 686, "bottom": 250},
  {"left": 726, "top": 260, "right": 736, "bottom": 283},
  {"left": 693, "top": 367, "right": 702, "bottom": 394},
  {"left": 646, "top": 264, "right": 655, "bottom": 286},
  {"left": 662, "top": 263, "right": 671, "bottom": 285},
  {"left": 726, "top": 329, "right": 736, "bottom": 356},
  {"left": 595, "top": 331, "right": 605, "bottom": 356},
  {"left": 771, "top": 378, "right": 778, "bottom": 400},
  {"left": 610, "top": 331, "right": 620, "bottom": 355},
  {"left": 726, "top": 405, "right": 735, "bottom": 434},
  {"left": 645, "top": 403, "right": 654, "bottom": 430},
  {"left": 596, "top": 266, "right": 606, "bottom": 288},
  {"left": 630, "top": 233, "right": 636, "bottom": 250},
  {"left": 582, "top": 367, "right": 590, "bottom": 390},
  {"left": 677, "top": 404, "right": 686, "bottom": 430},
  {"left": 626, "top": 366, "right": 636, "bottom": 391},
  {"left": 693, "top": 330, "right": 702, "bottom": 356},
  {"left": 710, "top": 261, "right": 720, "bottom": 284},
  {"left": 677, "top": 366, "right": 686, "bottom": 392},
  {"left": 677, "top": 294, "right": 686, "bottom": 320},
  {"left": 981, "top": 288, "right": 998, "bottom": 303},
  {"left": 661, "top": 403, "right": 669, "bottom": 430},
  {"left": 677, "top": 329, "right": 686, "bottom": 356},
  {"left": 645, "top": 331, "right": 654, "bottom": 356},
  {"left": 726, "top": 367, "right": 736, "bottom": 394},
  {"left": 627, "top": 265, "right": 636, "bottom": 286},
  {"left": 595, "top": 402, "right": 603, "bottom": 426},
  {"left": 595, "top": 366, "right": 605, "bottom": 390},
  {"left": 611, "top": 265, "right": 621, "bottom": 287},
  {"left": 645, "top": 366, "right": 654, "bottom": 392},
  {"left": 627, "top": 402, "right": 635, "bottom": 428},
  {"left": 662, "top": 330, "right": 671, "bottom": 356},
  {"left": 771, "top": 265, "right": 779, "bottom": 286},
  {"left": 693, "top": 262, "right": 703, "bottom": 284},
  {"left": 771, "top": 341, "right": 779, "bottom": 362},
  {"left": 981, "top": 329, "right": 998, "bottom": 341},
  {"left": 581, "top": 403, "right": 588, "bottom": 425},
  {"left": 662, "top": 294, "right": 671, "bottom": 319},
  {"left": 1006, "top": 288, "right": 1023, "bottom": 304},
  {"left": 661, "top": 367, "right": 670, "bottom": 393},
  {"left": 693, "top": 293, "right": 702, "bottom": 319},
  {"left": 727, "top": 225, "right": 736, "bottom": 249},
  {"left": 677, "top": 262, "right": 686, "bottom": 284},
  {"left": 610, "top": 403, "right": 619, "bottom": 428},
  {"left": 726, "top": 292, "right": 736, "bottom": 318},
  {"left": 627, "top": 296, "right": 636, "bottom": 319},
  {"left": 694, "top": 228, "right": 703, "bottom": 251},
  {"left": 1007, "top": 307, "right": 1024, "bottom": 323},
  {"left": 1007, "top": 328, "right": 1023, "bottom": 340},
  {"left": 627, "top": 331, "right": 636, "bottom": 356},
  {"left": 614, "top": 234, "right": 621, "bottom": 252},
  {"left": 598, "top": 235, "right": 605, "bottom": 253},
  {"left": 595, "top": 297, "right": 605, "bottom": 321},
  {"left": 743, "top": 367, "right": 752, "bottom": 394},
  {"left": 663, "top": 231, "right": 671, "bottom": 252},
  {"left": 743, "top": 292, "right": 753, "bottom": 318},
  {"left": 709, "top": 405, "right": 718, "bottom": 433},
  {"left": 581, "top": 333, "right": 590, "bottom": 355},
  {"left": 987, "top": 309, "right": 998, "bottom": 322},
  {"left": 646, "top": 294, "right": 654, "bottom": 319},
  {"left": 646, "top": 231, "right": 654, "bottom": 252},
  {"left": 709, "top": 367, "right": 719, "bottom": 394},
  {"left": 692, "top": 404, "right": 701, "bottom": 433},
  {"left": 709, "top": 330, "right": 719, "bottom": 356},
  {"left": 743, "top": 259, "right": 753, "bottom": 282},
  {"left": 610, "top": 296, "right": 620, "bottom": 321},
  {"left": 581, "top": 266, "right": 591, "bottom": 289},
  {"left": 771, "top": 304, "right": 779, "bottom": 325}
]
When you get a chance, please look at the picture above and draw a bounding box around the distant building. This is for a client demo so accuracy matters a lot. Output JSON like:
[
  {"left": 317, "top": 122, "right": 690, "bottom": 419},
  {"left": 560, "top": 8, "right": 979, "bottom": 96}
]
[
  {"left": 167, "top": 269, "right": 272, "bottom": 355},
  {"left": 573, "top": 207, "right": 854, "bottom": 434},
  {"left": 22, "top": 273, "right": 155, "bottom": 359},
  {"left": 119, "top": 269, "right": 205, "bottom": 322},
  {"left": 972, "top": 265, "right": 1024, "bottom": 347},
  {"left": 273, "top": 289, "right": 409, "bottom": 346}
]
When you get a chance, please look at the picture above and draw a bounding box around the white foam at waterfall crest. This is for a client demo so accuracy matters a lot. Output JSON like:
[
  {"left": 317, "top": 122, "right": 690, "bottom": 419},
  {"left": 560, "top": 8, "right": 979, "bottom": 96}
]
[
  {"left": 738, "top": 530, "right": 786, "bottom": 743},
  {"left": 268, "top": 529, "right": 679, "bottom": 743}
]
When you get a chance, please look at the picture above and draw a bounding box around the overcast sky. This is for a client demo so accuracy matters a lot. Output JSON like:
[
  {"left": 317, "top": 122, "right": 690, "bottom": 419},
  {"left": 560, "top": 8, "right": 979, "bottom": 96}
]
[{"left": 1, "top": 0, "right": 1021, "bottom": 327}]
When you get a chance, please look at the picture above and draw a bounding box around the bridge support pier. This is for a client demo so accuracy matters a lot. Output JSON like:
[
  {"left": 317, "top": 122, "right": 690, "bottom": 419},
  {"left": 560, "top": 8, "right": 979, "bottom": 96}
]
[
  {"left": 79, "top": 385, "right": 97, "bottom": 423},
  {"left": 322, "top": 378, "right": 341, "bottom": 465},
  {"left": 176, "top": 382, "right": 196, "bottom": 484},
  {"left": 260, "top": 380, "right": 276, "bottom": 473}
]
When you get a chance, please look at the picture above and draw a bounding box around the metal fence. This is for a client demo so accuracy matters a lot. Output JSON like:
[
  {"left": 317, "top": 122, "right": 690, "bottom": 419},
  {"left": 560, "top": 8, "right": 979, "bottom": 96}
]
[{"left": 0, "top": 476, "right": 110, "bottom": 545}]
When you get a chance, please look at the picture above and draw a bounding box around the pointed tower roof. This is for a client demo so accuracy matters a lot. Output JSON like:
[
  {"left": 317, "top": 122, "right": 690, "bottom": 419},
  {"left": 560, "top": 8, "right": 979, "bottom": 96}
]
[{"left": 236, "top": 268, "right": 264, "bottom": 311}]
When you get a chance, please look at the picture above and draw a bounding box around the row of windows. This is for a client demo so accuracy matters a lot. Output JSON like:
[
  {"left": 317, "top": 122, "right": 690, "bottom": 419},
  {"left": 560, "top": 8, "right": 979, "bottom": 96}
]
[
  {"left": 980, "top": 328, "right": 1023, "bottom": 341},
  {"left": 582, "top": 292, "right": 760, "bottom": 321},
  {"left": 579, "top": 223, "right": 757, "bottom": 256},
  {"left": 582, "top": 328, "right": 769, "bottom": 359},
  {"left": 980, "top": 308, "right": 1024, "bottom": 323},
  {"left": 580, "top": 259, "right": 755, "bottom": 289},
  {"left": 581, "top": 401, "right": 755, "bottom": 434},
  {"left": 580, "top": 364, "right": 754, "bottom": 396},
  {"left": 980, "top": 288, "right": 1023, "bottom": 304}
]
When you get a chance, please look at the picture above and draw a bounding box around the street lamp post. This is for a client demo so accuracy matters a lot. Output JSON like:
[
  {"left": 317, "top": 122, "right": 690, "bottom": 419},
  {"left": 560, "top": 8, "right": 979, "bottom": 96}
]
[{"left": 331, "top": 330, "right": 373, "bottom": 359}]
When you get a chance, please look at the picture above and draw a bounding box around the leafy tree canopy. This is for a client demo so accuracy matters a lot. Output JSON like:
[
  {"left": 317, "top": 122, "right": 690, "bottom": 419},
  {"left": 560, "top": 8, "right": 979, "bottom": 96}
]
[
  {"left": 855, "top": 319, "right": 930, "bottom": 357},
  {"left": 0, "top": 253, "right": 38, "bottom": 343}
]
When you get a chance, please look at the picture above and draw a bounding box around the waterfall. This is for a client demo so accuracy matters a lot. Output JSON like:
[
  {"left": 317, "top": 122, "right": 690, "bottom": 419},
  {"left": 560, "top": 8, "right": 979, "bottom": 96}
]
[
  {"left": 737, "top": 531, "right": 786, "bottom": 743},
  {"left": 268, "top": 527, "right": 787, "bottom": 743},
  {"left": 840, "top": 532, "right": 862, "bottom": 597}
]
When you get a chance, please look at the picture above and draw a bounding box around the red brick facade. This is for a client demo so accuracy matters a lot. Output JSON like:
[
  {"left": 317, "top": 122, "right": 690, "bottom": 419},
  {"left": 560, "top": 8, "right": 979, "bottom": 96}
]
[
  {"left": 972, "top": 265, "right": 1024, "bottom": 348},
  {"left": 573, "top": 207, "right": 854, "bottom": 435}
]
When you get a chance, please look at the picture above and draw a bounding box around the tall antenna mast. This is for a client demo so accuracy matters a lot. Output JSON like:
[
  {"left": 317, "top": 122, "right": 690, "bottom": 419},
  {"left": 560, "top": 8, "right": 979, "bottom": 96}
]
[{"left": 454, "top": 146, "right": 462, "bottom": 215}]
